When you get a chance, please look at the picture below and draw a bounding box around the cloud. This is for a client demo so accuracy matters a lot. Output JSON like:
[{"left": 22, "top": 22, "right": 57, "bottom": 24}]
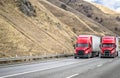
[
  {"left": 84, "top": 0, "right": 120, "bottom": 11},
  {"left": 116, "top": 7, "right": 120, "bottom": 12}
]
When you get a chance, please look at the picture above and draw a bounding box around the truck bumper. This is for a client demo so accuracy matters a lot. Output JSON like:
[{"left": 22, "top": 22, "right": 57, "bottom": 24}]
[
  {"left": 100, "top": 53, "right": 115, "bottom": 57},
  {"left": 74, "top": 53, "right": 90, "bottom": 58}
]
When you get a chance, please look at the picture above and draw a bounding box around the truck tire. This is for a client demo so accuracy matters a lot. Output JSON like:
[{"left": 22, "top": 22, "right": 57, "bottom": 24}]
[
  {"left": 99, "top": 54, "right": 103, "bottom": 58},
  {"left": 100, "top": 56, "right": 103, "bottom": 58},
  {"left": 91, "top": 52, "right": 94, "bottom": 58},
  {"left": 97, "top": 52, "right": 99, "bottom": 57},
  {"left": 112, "top": 55, "right": 115, "bottom": 58},
  {"left": 74, "top": 56, "right": 77, "bottom": 59},
  {"left": 117, "top": 52, "right": 118, "bottom": 56},
  {"left": 87, "top": 53, "right": 92, "bottom": 58},
  {"left": 111, "top": 53, "right": 116, "bottom": 58}
]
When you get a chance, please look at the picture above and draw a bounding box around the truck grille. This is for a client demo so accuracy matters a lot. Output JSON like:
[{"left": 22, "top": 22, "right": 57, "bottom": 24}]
[
  {"left": 78, "top": 50, "right": 84, "bottom": 55},
  {"left": 104, "top": 50, "right": 110, "bottom": 56}
]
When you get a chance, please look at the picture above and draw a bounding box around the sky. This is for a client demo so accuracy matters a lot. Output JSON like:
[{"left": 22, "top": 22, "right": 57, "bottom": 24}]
[{"left": 84, "top": 0, "right": 120, "bottom": 12}]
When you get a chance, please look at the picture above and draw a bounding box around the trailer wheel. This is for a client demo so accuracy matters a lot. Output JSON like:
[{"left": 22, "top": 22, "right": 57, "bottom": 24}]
[
  {"left": 117, "top": 52, "right": 118, "bottom": 56},
  {"left": 91, "top": 52, "right": 94, "bottom": 58},
  {"left": 97, "top": 52, "right": 99, "bottom": 57},
  {"left": 99, "top": 54, "right": 103, "bottom": 58},
  {"left": 74, "top": 56, "right": 77, "bottom": 59},
  {"left": 100, "top": 56, "right": 103, "bottom": 58}
]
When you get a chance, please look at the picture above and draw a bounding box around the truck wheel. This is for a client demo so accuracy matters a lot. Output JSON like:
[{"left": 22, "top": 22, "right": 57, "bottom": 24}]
[
  {"left": 117, "top": 52, "right": 118, "bottom": 56},
  {"left": 100, "top": 56, "right": 103, "bottom": 58},
  {"left": 97, "top": 52, "right": 99, "bottom": 57},
  {"left": 112, "top": 54, "right": 115, "bottom": 58},
  {"left": 99, "top": 54, "right": 103, "bottom": 58},
  {"left": 112, "top": 56, "right": 115, "bottom": 58},
  {"left": 87, "top": 53, "right": 92, "bottom": 58},
  {"left": 91, "top": 52, "right": 94, "bottom": 58},
  {"left": 74, "top": 56, "right": 77, "bottom": 59}
]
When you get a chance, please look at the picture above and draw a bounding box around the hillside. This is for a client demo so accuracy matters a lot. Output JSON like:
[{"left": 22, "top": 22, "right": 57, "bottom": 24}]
[
  {"left": 47, "top": 0, "right": 115, "bottom": 35},
  {"left": 0, "top": 0, "right": 119, "bottom": 58},
  {"left": 52, "top": 0, "right": 120, "bottom": 35},
  {"left": 0, "top": 0, "right": 76, "bottom": 58}
]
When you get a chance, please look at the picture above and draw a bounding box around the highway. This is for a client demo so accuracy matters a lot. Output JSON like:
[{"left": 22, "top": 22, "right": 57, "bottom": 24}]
[{"left": 0, "top": 57, "right": 119, "bottom": 78}]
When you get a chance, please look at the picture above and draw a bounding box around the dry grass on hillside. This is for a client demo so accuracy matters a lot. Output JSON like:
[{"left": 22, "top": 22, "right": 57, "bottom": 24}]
[
  {"left": 58, "top": 0, "right": 120, "bottom": 36},
  {"left": 0, "top": 0, "right": 76, "bottom": 58},
  {"left": 47, "top": 0, "right": 115, "bottom": 36},
  {"left": 40, "top": 0, "right": 93, "bottom": 35},
  {"left": 0, "top": 0, "right": 119, "bottom": 58}
]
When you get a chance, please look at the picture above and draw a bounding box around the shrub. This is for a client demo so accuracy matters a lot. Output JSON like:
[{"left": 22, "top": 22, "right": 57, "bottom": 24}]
[
  {"left": 61, "top": 4, "right": 67, "bottom": 10},
  {"left": 114, "top": 27, "right": 118, "bottom": 31}
]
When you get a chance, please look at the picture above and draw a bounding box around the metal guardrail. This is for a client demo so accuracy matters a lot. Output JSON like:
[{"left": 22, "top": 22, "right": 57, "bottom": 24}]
[{"left": 0, "top": 54, "right": 73, "bottom": 63}]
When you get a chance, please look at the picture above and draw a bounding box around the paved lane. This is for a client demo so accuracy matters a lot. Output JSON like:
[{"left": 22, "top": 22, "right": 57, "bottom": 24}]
[
  {"left": 0, "top": 57, "right": 115, "bottom": 78},
  {"left": 73, "top": 57, "right": 120, "bottom": 78}
]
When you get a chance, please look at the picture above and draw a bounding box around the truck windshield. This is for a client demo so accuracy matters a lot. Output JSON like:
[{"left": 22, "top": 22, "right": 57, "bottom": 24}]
[
  {"left": 76, "top": 43, "right": 89, "bottom": 47},
  {"left": 102, "top": 44, "right": 114, "bottom": 47}
]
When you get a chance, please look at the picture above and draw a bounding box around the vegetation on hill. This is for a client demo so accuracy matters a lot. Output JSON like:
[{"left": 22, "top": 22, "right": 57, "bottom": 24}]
[{"left": 0, "top": 0, "right": 119, "bottom": 58}]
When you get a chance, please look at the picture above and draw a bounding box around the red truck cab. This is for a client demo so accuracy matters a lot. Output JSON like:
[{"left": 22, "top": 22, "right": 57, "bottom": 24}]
[
  {"left": 74, "top": 36, "right": 92, "bottom": 58},
  {"left": 100, "top": 36, "right": 118, "bottom": 58}
]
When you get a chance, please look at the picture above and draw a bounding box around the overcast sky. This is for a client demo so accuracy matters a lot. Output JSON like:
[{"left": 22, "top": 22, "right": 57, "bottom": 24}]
[{"left": 84, "top": 0, "right": 120, "bottom": 12}]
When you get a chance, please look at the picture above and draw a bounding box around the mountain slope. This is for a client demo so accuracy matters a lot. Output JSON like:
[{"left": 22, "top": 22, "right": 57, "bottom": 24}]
[
  {"left": 0, "top": 0, "right": 119, "bottom": 58},
  {"left": 0, "top": 0, "right": 76, "bottom": 58},
  {"left": 58, "top": 0, "right": 120, "bottom": 35},
  {"left": 47, "top": 0, "right": 115, "bottom": 36}
]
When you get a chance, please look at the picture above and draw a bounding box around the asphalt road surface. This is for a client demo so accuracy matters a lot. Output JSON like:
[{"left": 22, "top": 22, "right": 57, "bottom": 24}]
[{"left": 0, "top": 57, "right": 119, "bottom": 78}]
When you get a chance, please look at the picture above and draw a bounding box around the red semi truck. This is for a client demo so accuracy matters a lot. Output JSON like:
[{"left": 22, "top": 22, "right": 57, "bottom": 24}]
[
  {"left": 74, "top": 35, "right": 100, "bottom": 58},
  {"left": 99, "top": 36, "right": 119, "bottom": 58}
]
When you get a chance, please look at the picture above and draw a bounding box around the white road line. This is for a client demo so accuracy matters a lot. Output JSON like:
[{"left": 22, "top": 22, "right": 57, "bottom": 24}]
[
  {"left": 0, "top": 58, "right": 98, "bottom": 78},
  {"left": 0, "top": 59, "right": 94, "bottom": 78},
  {"left": 0, "top": 70, "right": 41, "bottom": 78},
  {"left": 97, "top": 64, "right": 103, "bottom": 67},
  {"left": 66, "top": 74, "right": 78, "bottom": 78}
]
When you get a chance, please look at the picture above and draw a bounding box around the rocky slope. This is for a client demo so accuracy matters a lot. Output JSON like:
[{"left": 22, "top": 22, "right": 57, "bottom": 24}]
[{"left": 0, "top": 0, "right": 119, "bottom": 58}]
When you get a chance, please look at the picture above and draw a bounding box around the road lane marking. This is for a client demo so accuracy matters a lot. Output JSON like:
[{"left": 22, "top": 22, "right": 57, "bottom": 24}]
[
  {"left": 0, "top": 59, "right": 94, "bottom": 78},
  {"left": 66, "top": 74, "right": 78, "bottom": 78},
  {"left": 0, "top": 58, "right": 99, "bottom": 78},
  {"left": 97, "top": 64, "right": 103, "bottom": 67}
]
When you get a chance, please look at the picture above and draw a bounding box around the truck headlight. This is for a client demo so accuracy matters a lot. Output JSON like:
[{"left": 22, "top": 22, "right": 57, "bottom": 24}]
[
  {"left": 85, "top": 51, "right": 89, "bottom": 54},
  {"left": 111, "top": 50, "right": 115, "bottom": 54}
]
